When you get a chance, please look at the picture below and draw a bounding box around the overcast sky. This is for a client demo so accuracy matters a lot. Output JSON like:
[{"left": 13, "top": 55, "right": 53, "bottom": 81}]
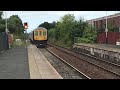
[{"left": 2, "top": 11, "right": 119, "bottom": 33}]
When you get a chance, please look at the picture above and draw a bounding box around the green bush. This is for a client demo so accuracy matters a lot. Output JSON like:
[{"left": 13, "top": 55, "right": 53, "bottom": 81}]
[{"left": 79, "top": 38, "right": 91, "bottom": 43}]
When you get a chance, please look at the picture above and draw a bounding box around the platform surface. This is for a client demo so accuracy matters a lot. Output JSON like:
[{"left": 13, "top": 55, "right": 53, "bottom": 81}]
[
  {"left": 0, "top": 46, "right": 30, "bottom": 79},
  {"left": 28, "top": 44, "right": 62, "bottom": 79}
]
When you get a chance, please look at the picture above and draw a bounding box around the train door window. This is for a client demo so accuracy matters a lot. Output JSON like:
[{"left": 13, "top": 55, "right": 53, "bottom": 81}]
[
  {"left": 35, "top": 31, "right": 38, "bottom": 36},
  {"left": 39, "top": 31, "right": 42, "bottom": 36},
  {"left": 43, "top": 31, "right": 46, "bottom": 36}
]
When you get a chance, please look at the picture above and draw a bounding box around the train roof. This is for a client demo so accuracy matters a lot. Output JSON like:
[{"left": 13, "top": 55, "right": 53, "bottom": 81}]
[
  {"left": 34, "top": 27, "right": 47, "bottom": 31},
  {"left": 28, "top": 27, "right": 47, "bottom": 34}
]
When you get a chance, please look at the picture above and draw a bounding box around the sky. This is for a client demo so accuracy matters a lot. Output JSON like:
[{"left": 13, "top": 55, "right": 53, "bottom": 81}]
[{"left": 2, "top": 11, "right": 119, "bottom": 33}]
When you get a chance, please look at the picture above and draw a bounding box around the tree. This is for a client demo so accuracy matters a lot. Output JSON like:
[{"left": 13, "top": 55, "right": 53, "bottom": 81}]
[
  {"left": 0, "top": 24, "right": 5, "bottom": 32},
  {"left": 0, "top": 11, "right": 3, "bottom": 20},
  {"left": 0, "top": 13, "right": 24, "bottom": 37},
  {"left": 38, "top": 21, "right": 56, "bottom": 30},
  {"left": 73, "top": 18, "right": 88, "bottom": 37},
  {"left": 58, "top": 14, "right": 75, "bottom": 44},
  {"left": 8, "top": 15, "right": 24, "bottom": 34},
  {"left": 48, "top": 14, "right": 97, "bottom": 47},
  {"left": 80, "top": 24, "right": 97, "bottom": 43},
  {"left": 0, "top": 11, "right": 5, "bottom": 32}
]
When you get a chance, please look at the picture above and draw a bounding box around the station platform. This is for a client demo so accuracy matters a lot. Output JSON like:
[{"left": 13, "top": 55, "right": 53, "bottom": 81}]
[
  {"left": 0, "top": 46, "right": 30, "bottom": 79},
  {"left": 73, "top": 43, "right": 120, "bottom": 53},
  {"left": 73, "top": 43, "right": 120, "bottom": 64},
  {"left": 0, "top": 44, "right": 62, "bottom": 79},
  {"left": 28, "top": 44, "right": 63, "bottom": 79}
]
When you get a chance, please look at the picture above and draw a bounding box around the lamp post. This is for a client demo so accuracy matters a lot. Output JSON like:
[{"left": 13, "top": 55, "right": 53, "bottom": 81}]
[
  {"left": 5, "top": 11, "right": 11, "bottom": 48},
  {"left": 0, "top": 11, "right": 10, "bottom": 48},
  {"left": 5, "top": 11, "right": 8, "bottom": 33},
  {"left": 105, "top": 11, "right": 108, "bottom": 44}
]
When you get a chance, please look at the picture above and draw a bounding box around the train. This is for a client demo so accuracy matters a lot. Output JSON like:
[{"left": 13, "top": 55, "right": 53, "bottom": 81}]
[{"left": 29, "top": 27, "right": 48, "bottom": 47}]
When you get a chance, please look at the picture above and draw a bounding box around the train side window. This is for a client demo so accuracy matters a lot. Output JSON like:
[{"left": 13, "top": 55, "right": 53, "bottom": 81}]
[
  {"left": 43, "top": 31, "right": 46, "bottom": 36},
  {"left": 39, "top": 31, "right": 42, "bottom": 36},
  {"left": 35, "top": 31, "right": 38, "bottom": 36}
]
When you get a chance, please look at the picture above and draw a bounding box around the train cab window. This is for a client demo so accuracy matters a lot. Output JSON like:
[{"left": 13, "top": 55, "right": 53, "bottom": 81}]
[
  {"left": 43, "top": 31, "right": 46, "bottom": 36},
  {"left": 39, "top": 31, "right": 42, "bottom": 36},
  {"left": 35, "top": 31, "right": 38, "bottom": 36}
]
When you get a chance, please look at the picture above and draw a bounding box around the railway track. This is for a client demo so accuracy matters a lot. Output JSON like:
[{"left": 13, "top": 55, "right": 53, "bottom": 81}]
[
  {"left": 46, "top": 48, "right": 91, "bottom": 79},
  {"left": 48, "top": 42, "right": 120, "bottom": 74},
  {"left": 47, "top": 42, "right": 120, "bottom": 79},
  {"left": 49, "top": 42, "right": 120, "bottom": 67}
]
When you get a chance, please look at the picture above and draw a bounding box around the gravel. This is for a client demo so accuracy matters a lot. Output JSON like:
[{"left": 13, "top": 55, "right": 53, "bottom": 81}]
[{"left": 39, "top": 48, "right": 83, "bottom": 79}]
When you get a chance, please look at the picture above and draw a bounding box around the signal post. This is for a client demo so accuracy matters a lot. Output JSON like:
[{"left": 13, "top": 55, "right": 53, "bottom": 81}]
[{"left": 24, "top": 22, "right": 28, "bottom": 47}]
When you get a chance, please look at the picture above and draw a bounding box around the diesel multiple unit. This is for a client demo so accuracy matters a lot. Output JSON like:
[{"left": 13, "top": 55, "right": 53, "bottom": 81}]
[{"left": 29, "top": 27, "right": 48, "bottom": 47}]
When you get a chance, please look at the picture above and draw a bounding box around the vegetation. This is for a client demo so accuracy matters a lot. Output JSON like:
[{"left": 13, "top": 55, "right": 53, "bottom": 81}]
[
  {"left": 38, "top": 21, "right": 56, "bottom": 30},
  {"left": 79, "top": 25, "right": 97, "bottom": 43},
  {"left": 0, "top": 12, "right": 97, "bottom": 47},
  {"left": 0, "top": 11, "right": 26, "bottom": 47},
  {"left": 47, "top": 14, "right": 97, "bottom": 47},
  {"left": 12, "top": 34, "right": 27, "bottom": 47},
  {"left": 8, "top": 15, "right": 24, "bottom": 34},
  {"left": 0, "top": 11, "right": 25, "bottom": 35}
]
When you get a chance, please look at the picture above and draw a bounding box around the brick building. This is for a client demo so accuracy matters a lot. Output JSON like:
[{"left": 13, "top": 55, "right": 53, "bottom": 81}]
[
  {"left": 87, "top": 13, "right": 120, "bottom": 44},
  {"left": 87, "top": 13, "right": 120, "bottom": 32}
]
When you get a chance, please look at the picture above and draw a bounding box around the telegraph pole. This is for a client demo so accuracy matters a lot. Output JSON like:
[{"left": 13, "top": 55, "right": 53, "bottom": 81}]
[
  {"left": 5, "top": 11, "right": 11, "bottom": 48},
  {"left": 5, "top": 11, "right": 8, "bottom": 33},
  {"left": 105, "top": 11, "right": 108, "bottom": 44}
]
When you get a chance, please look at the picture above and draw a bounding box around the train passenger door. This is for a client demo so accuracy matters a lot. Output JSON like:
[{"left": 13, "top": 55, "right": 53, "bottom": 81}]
[{"left": 39, "top": 30, "right": 43, "bottom": 40}]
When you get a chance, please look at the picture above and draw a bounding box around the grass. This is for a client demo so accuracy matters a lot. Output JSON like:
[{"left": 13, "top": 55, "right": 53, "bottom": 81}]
[
  {"left": 11, "top": 34, "right": 30, "bottom": 47},
  {"left": 48, "top": 38, "right": 72, "bottom": 49}
]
